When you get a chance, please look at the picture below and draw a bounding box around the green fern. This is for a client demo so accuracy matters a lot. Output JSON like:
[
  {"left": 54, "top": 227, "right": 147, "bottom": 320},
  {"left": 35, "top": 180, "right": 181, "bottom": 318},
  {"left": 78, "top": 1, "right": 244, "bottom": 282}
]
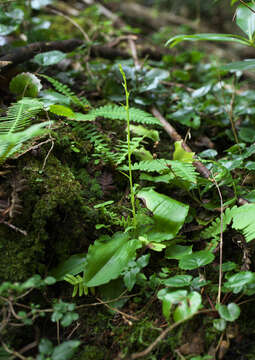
[
  {"left": 82, "top": 123, "right": 115, "bottom": 163},
  {"left": 170, "top": 161, "right": 197, "bottom": 184},
  {"left": 120, "top": 159, "right": 171, "bottom": 172},
  {"left": 0, "top": 98, "right": 51, "bottom": 163},
  {"left": 120, "top": 159, "right": 197, "bottom": 183},
  {"left": 75, "top": 104, "right": 161, "bottom": 125},
  {"left": 114, "top": 137, "right": 144, "bottom": 165},
  {"left": 231, "top": 204, "right": 255, "bottom": 242},
  {"left": 40, "top": 74, "right": 90, "bottom": 109},
  {"left": 201, "top": 207, "right": 233, "bottom": 240},
  {"left": 201, "top": 204, "right": 255, "bottom": 243}
]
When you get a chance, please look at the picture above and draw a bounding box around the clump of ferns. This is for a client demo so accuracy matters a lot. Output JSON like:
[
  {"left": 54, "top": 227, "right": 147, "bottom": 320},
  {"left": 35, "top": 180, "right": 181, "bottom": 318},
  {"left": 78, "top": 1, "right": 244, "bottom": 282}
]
[{"left": 0, "top": 97, "right": 52, "bottom": 234}]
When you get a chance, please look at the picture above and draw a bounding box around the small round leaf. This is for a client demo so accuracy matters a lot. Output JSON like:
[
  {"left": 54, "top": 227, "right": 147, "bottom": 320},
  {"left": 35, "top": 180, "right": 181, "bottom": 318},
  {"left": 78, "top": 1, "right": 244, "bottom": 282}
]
[
  {"left": 179, "top": 250, "right": 214, "bottom": 270},
  {"left": 218, "top": 303, "right": 241, "bottom": 322},
  {"left": 10, "top": 72, "right": 42, "bottom": 98}
]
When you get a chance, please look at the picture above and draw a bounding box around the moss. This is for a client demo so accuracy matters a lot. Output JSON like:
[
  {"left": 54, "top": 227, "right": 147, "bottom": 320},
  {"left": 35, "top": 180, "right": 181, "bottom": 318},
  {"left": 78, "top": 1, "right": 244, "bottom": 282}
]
[
  {"left": 76, "top": 345, "right": 107, "bottom": 360},
  {"left": 0, "top": 152, "right": 102, "bottom": 282}
]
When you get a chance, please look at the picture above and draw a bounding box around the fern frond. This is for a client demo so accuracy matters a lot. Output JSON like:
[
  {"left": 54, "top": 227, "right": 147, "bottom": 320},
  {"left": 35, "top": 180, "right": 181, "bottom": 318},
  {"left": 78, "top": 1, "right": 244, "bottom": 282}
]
[
  {"left": 40, "top": 75, "right": 90, "bottom": 109},
  {"left": 0, "top": 98, "right": 51, "bottom": 163},
  {"left": 169, "top": 161, "right": 197, "bottom": 184},
  {"left": 77, "top": 105, "right": 161, "bottom": 125},
  {"left": 119, "top": 159, "right": 197, "bottom": 183},
  {"left": 82, "top": 123, "right": 115, "bottom": 162},
  {"left": 114, "top": 137, "right": 144, "bottom": 165},
  {"left": 201, "top": 205, "right": 255, "bottom": 243},
  {"left": 0, "top": 98, "right": 43, "bottom": 134},
  {"left": 231, "top": 204, "right": 255, "bottom": 242},
  {"left": 119, "top": 159, "right": 171, "bottom": 172},
  {"left": 201, "top": 207, "right": 233, "bottom": 240},
  {"left": 0, "top": 122, "right": 52, "bottom": 163}
]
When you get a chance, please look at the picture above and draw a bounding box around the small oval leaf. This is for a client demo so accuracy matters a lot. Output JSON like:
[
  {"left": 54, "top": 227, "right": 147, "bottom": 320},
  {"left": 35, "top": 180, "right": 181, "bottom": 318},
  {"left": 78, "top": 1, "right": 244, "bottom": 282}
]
[{"left": 179, "top": 250, "right": 214, "bottom": 270}]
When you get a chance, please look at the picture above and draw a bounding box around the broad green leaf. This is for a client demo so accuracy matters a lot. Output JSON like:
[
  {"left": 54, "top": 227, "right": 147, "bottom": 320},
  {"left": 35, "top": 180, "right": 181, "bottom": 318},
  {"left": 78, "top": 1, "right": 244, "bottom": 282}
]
[
  {"left": 173, "top": 291, "right": 202, "bottom": 322},
  {"left": 49, "top": 254, "right": 86, "bottom": 281},
  {"left": 236, "top": 3, "right": 255, "bottom": 40},
  {"left": 52, "top": 340, "right": 80, "bottom": 360},
  {"left": 213, "top": 319, "right": 226, "bottom": 331},
  {"left": 179, "top": 250, "right": 214, "bottom": 270},
  {"left": 163, "top": 275, "right": 193, "bottom": 288},
  {"left": 49, "top": 105, "right": 75, "bottom": 118},
  {"left": 33, "top": 50, "right": 66, "bottom": 66},
  {"left": 224, "top": 271, "right": 255, "bottom": 289},
  {"left": 217, "top": 303, "right": 241, "bottom": 322},
  {"left": 84, "top": 233, "right": 141, "bottom": 287},
  {"left": 166, "top": 34, "right": 249, "bottom": 48},
  {"left": 173, "top": 141, "right": 194, "bottom": 162},
  {"left": 137, "top": 188, "right": 189, "bottom": 242},
  {"left": 10, "top": 73, "right": 42, "bottom": 98},
  {"left": 221, "top": 59, "right": 255, "bottom": 72},
  {"left": 165, "top": 244, "right": 193, "bottom": 260}
]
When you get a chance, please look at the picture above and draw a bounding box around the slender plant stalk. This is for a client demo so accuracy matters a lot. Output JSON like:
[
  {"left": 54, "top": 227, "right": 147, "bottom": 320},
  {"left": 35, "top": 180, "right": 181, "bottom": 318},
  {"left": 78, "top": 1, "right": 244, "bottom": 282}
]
[{"left": 119, "top": 64, "right": 136, "bottom": 227}]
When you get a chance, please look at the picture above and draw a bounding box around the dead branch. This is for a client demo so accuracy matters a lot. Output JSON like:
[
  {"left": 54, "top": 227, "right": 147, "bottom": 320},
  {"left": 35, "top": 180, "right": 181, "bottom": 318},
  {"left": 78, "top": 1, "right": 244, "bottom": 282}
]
[{"left": 0, "top": 39, "right": 84, "bottom": 71}]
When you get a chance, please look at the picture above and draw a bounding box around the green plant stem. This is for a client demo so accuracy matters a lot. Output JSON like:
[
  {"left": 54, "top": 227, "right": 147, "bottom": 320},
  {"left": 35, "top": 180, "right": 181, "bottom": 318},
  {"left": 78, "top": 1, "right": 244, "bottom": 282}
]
[{"left": 119, "top": 64, "right": 136, "bottom": 227}]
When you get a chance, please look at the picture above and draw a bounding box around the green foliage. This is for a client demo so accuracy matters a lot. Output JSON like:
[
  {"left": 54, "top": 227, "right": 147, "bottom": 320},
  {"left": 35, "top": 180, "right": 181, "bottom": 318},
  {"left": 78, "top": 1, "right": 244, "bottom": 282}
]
[
  {"left": 37, "top": 339, "right": 80, "bottom": 360},
  {"left": 51, "top": 300, "right": 79, "bottom": 327},
  {"left": 137, "top": 188, "right": 189, "bottom": 241},
  {"left": 178, "top": 250, "right": 215, "bottom": 270},
  {"left": 75, "top": 104, "right": 161, "bottom": 125},
  {"left": 83, "top": 232, "right": 141, "bottom": 287},
  {"left": 0, "top": 98, "right": 51, "bottom": 163},
  {"left": 5, "top": 0, "right": 255, "bottom": 357},
  {"left": 33, "top": 50, "right": 66, "bottom": 66},
  {"left": 9, "top": 72, "right": 42, "bottom": 98},
  {"left": 40, "top": 74, "right": 90, "bottom": 108},
  {"left": 201, "top": 204, "right": 255, "bottom": 242},
  {"left": 217, "top": 303, "right": 241, "bottom": 322},
  {"left": 157, "top": 288, "right": 202, "bottom": 321}
]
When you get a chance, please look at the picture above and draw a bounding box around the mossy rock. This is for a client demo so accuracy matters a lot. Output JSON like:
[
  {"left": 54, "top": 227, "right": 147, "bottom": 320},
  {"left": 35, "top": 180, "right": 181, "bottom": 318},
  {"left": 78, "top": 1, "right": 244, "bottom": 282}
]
[{"left": 0, "top": 153, "right": 101, "bottom": 282}]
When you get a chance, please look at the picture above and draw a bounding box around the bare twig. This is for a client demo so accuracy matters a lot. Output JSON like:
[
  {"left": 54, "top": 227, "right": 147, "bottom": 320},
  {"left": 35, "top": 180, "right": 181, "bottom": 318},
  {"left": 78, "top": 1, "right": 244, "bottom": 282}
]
[
  {"left": 1, "top": 341, "right": 27, "bottom": 360},
  {"left": 2, "top": 220, "right": 27, "bottom": 235},
  {"left": 128, "top": 38, "right": 140, "bottom": 69},
  {"left": 47, "top": 7, "right": 90, "bottom": 43},
  {"left": 96, "top": 297, "right": 138, "bottom": 321},
  {"left": 211, "top": 174, "right": 224, "bottom": 305}
]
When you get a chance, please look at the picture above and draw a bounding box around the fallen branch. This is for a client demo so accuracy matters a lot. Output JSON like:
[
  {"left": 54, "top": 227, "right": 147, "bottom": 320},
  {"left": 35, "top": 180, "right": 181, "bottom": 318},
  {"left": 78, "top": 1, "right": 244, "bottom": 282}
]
[{"left": 0, "top": 39, "right": 84, "bottom": 71}]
